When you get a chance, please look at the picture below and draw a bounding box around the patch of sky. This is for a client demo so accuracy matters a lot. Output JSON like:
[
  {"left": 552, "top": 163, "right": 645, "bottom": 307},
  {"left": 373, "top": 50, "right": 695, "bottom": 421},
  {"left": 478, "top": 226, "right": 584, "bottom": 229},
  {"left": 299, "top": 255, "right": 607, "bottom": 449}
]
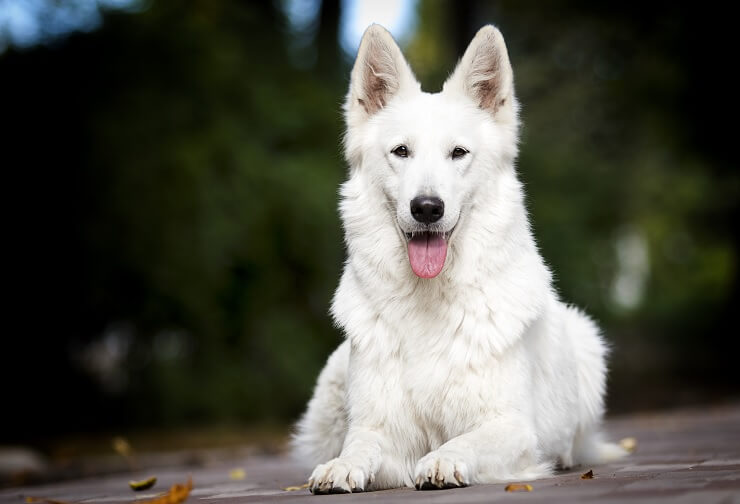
[{"left": 0, "top": 0, "right": 144, "bottom": 53}]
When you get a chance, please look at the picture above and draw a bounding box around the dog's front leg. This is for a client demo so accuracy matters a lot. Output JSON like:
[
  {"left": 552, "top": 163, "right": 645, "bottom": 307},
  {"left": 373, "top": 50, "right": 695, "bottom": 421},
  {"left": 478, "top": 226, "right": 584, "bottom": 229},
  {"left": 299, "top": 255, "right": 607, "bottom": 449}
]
[
  {"left": 308, "top": 427, "right": 384, "bottom": 494},
  {"left": 414, "top": 418, "right": 550, "bottom": 489}
]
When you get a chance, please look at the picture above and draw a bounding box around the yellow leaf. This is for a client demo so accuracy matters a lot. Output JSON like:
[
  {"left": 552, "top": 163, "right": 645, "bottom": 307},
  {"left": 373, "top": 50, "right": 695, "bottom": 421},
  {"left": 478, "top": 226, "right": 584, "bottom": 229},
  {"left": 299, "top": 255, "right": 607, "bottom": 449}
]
[
  {"left": 229, "top": 468, "right": 246, "bottom": 480},
  {"left": 619, "top": 437, "right": 637, "bottom": 453},
  {"left": 504, "top": 483, "right": 533, "bottom": 492},
  {"left": 112, "top": 436, "right": 138, "bottom": 470},
  {"left": 129, "top": 476, "right": 157, "bottom": 491},
  {"left": 112, "top": 437, "right": 132, "bottom": 457},
  {"left": 580, "top": 469, "right": 594, "bottom": 479},
  {"left": 283, "top": 482, "right": 310, "bottom": 491}
]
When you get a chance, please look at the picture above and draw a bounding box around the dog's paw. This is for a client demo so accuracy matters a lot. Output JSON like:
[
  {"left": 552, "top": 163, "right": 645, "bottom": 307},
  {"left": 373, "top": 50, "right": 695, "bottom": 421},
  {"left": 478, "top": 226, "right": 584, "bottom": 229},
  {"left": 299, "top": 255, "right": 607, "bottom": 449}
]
[
  {"left": 308, "top": 458, "right": 371, "bottom": 494},
  {"left": 414, "top": 452, "right": 470, "bottom": 490}
]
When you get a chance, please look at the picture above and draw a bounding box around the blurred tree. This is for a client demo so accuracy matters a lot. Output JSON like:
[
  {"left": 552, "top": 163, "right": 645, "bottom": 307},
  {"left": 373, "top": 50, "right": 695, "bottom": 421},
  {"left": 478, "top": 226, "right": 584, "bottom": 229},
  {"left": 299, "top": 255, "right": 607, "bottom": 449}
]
[{"left": 3, "top": 0, "right": 347, "bottom": 438}]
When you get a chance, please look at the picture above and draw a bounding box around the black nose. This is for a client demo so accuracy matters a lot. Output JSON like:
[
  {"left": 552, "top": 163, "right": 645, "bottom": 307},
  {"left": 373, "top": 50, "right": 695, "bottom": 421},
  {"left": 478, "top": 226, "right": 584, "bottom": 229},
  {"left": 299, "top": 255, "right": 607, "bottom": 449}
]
[{"left": 410, "top": 196, "right": 444, "bottom": 224}]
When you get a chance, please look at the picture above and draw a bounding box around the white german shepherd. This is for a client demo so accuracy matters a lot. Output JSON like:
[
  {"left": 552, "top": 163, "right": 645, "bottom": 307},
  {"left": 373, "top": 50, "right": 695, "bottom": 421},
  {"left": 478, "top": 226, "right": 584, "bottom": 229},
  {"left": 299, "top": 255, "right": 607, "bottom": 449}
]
[{"left": 293, "top": 24, "right": 625, "bottom": 493}]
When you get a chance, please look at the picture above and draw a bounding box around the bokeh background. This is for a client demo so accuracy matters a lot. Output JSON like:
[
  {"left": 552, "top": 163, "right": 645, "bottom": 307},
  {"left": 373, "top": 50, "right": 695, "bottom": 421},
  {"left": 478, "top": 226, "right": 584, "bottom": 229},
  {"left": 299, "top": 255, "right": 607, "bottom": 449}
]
[{"left": 2, "top": 0, "right": 738, "bottom": 450}]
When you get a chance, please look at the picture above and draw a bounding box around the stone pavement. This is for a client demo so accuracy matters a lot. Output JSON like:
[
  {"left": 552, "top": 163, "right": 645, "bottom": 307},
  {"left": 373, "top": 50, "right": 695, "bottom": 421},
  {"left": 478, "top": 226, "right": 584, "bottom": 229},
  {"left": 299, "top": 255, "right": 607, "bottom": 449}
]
[{"left": 1, "top": 403, "right": 738, "bottom": 504}]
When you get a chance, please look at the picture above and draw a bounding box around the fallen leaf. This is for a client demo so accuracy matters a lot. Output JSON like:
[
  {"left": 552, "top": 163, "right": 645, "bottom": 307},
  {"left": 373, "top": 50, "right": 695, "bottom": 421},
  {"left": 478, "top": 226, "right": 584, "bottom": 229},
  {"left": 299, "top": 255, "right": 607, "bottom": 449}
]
[
  {"left": 112, "top": 437, "right": 132, "bottom": 457},
  {"left": 580, "top": 469, "right": 594, "bottom": 479},
  {"left": 24, "top": 497, "right": 72, "bottom": 504},
  {"left": 129, "top": 476, "right": 157, "bottom": 491},
  {"left": 283, "top": 482, "right": 310, "bottom": 491},
  {"left": 138, "top": 476, "right": 192, "bottom": 504},
  {"left": 112, "top": 436, "right": 137, "bottom": 470},
  {"left": 504, "top": 483, "right": 533, "bottom": 492},
  {"left": 619, "top": 437, "right": 637, "bottom": 453},
  {"left": 229, "top": 468, "right": 246, "bottom": 480}
]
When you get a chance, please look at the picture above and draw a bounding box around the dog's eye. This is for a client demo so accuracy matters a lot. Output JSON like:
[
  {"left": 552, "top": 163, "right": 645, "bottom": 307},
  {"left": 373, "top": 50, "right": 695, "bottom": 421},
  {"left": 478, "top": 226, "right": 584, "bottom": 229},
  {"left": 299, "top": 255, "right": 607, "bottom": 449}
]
[
  {"left": 452, "top": 147, "right": 469, "bottom": 160},
  {"left": 392, "top": 145, "right": 409, "bottom": 158}
]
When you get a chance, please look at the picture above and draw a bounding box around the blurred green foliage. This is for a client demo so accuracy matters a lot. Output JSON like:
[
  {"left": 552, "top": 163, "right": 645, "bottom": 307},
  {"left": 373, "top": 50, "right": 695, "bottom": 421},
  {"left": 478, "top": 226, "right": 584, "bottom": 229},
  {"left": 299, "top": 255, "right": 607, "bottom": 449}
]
[
  {"left": 83, "top": 2, "right": 346, "bottom": 424},
  {"left": 2, "top": 0, "right": 737, "bottom": 441}
]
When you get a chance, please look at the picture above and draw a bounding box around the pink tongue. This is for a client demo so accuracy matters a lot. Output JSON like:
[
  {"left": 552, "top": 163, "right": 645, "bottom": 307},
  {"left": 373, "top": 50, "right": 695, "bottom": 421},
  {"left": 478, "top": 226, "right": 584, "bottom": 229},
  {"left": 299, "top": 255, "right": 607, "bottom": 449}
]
[{"left": 408, "top": 233, "right": 448, "bottom": 278}]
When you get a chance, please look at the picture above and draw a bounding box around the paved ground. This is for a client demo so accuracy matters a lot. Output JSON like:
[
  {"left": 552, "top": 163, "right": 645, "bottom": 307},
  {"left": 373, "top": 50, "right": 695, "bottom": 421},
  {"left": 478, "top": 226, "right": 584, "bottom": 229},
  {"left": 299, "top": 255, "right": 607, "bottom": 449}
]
[{"left": 1, "top": 403, "right": 739, "bottom": 503}]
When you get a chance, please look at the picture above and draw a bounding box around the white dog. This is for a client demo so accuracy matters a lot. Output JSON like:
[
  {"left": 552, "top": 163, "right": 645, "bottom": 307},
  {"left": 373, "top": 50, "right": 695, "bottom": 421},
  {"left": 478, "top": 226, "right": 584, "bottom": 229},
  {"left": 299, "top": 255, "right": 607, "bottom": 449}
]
[{"left": 292, "top": 24, "right": 625, "bottom": 494}]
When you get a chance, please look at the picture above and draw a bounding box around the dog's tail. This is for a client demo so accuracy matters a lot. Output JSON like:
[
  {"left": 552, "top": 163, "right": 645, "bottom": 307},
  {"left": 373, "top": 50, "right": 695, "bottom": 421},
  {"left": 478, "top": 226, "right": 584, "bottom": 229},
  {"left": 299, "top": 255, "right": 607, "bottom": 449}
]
[{"left": 573, "top": 430, "right": 629, "bottom": 465}]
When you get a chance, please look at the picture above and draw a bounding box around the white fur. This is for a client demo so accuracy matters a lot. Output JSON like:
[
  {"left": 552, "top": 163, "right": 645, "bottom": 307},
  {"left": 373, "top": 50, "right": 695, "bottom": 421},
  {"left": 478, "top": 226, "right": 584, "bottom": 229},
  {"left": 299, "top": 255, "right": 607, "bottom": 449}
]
[{"left": 292, "top": 24, "right": 626, "bottom": 494}]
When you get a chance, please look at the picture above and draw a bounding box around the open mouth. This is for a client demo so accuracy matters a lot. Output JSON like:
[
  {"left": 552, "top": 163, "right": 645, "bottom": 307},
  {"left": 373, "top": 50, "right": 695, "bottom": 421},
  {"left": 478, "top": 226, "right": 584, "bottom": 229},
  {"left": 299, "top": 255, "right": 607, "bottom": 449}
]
[{"left": 402, "top": 228, "right": 455, "bottom": 279}]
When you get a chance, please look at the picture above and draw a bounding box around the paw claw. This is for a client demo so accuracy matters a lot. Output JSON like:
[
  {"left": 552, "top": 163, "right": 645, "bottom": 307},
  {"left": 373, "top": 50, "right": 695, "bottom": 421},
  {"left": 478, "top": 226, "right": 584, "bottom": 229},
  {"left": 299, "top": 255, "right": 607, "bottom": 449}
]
[
  {"left": 454, "top": 469, "right": 464, "bottom": 484},
  {"left": 414, "top": 452, "right": 469, "bottom": 491},
  {"left": 308, "top": 458, "right": 370, "bottom": 494}
]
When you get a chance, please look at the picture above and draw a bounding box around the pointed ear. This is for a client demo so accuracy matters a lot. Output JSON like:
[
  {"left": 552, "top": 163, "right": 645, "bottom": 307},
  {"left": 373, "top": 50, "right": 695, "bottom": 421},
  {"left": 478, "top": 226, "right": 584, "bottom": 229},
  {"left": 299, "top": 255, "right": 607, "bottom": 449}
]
[
  {"left": 345, "top": 24, "right": 420, "bottom": 124},
  {"left": 443, "top": 25, "right": 515, "bottom": 116}
]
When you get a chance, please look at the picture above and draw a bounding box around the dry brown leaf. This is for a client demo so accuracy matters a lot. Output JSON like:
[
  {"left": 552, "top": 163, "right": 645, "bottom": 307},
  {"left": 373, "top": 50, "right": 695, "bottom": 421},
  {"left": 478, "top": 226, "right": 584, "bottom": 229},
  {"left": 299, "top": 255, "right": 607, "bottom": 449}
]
[
  {"left": 24, "top": 497, "right": 72, "bottom": 504},
  {"left": 129, "top": 476, "right": 157, "bottom": 491},
  {"left": 138, "top": 476, "right": 192, "bottom": 504},
  {"left": 580, "top": 469, "right": 594, "bottom": 479},
  {"left": 619, "top": 437, "right": 637, "bottom": 453},
  {"left": 283, "top": 482, "right": 310, "bottom": 491},
  {"left": 504, "top": 483, "right": 533, "bottom": 492}
]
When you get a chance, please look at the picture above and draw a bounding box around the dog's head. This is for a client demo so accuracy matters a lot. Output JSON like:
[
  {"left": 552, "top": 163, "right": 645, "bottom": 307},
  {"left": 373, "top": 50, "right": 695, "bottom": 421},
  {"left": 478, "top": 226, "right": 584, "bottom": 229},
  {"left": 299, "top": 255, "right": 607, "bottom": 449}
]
[{"left": 342, "top": 25, "right": 520, "bottom": 279}]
